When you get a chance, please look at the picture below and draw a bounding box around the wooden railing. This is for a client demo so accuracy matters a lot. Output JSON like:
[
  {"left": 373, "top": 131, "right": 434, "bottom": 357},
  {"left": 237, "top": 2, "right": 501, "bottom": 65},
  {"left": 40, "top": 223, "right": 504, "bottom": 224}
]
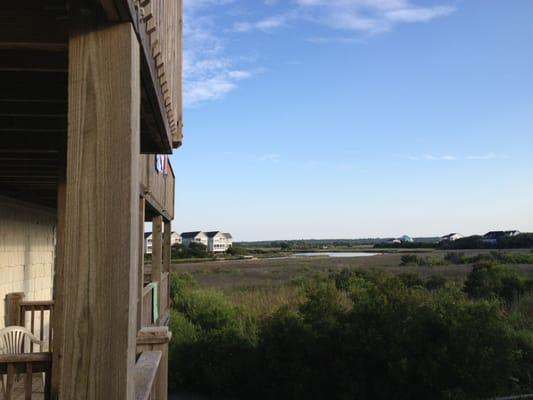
[
  {"left": 134, "top": 351, "right": 162, "bottom": 400},
  {"left": 141, "top": 273, "right": 169, "bottom": 328},
  {"left": 136, "top": 327, "right": 172, "bottom": 400},
  {"left": 19, "top": 300, "right": 54, "bottom": 352},
  {"left": 140, "top": 155, "right": 175, "bottom": 220},
  {"left": 0, "top": 352, "right": 52, "bottom": 400}
]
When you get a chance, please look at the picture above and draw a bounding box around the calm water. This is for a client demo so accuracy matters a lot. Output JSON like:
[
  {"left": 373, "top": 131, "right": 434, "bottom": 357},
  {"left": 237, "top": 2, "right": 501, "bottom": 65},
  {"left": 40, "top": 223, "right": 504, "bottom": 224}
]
[{"left": 292, "top": 252, "right": 380, "bottom": 258}]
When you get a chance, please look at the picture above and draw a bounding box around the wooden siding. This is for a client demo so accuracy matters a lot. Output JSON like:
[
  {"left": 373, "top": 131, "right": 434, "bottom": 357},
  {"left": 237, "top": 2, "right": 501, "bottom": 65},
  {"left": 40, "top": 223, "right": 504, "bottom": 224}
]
[
  {"left": 100, "top": 0, "right": 183, "bottom": 150},
  {"left": 140, "top": 155, "right": 175, "bottom": 220},
  {"left": 129, "top": 0, "right": 182, "bottom": 147}
]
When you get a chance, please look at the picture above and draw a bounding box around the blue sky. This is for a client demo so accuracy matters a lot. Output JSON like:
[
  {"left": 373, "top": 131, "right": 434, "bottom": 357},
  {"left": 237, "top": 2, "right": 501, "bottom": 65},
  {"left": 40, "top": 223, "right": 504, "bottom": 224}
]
[{"left": 171, "top": 0, "right": 533, "bottom": 241}]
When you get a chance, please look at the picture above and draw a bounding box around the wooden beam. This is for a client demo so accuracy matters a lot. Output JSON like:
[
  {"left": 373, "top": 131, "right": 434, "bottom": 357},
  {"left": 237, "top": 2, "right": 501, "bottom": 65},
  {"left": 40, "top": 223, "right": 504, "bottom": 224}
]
[
  {"left": 51, "top": 149, "right": 66, "bottom": 396},
  {"left": 0, "top": 49, "right": 67, "bottom": 72},
  {"left": 151, "top": 215, "right": 162, "bottom": 322},
  {"left": 137, "top": 197, "right": 146, "bottom": 331},
  {"left": 0, "top": 132, "right": 65, "bottom": 152},
  {"left": 163, "top": 220, "right": 171, "bottom": 274},
  {"left": 0, "top": 116, "right": 67, "bottom": 132},
  {"left": 54, "top": 22, "right": 140, "bottom": 400},
  {"left": 0, "top": 71, "right": 67, "bottom": 103},
  {"left": 0, "top": 100, "right": 67, "bottom": 117}
]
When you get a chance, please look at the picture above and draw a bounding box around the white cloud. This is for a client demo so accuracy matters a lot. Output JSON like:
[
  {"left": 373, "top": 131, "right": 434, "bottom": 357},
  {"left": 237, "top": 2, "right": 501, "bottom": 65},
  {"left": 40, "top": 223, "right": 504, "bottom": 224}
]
[
  {"left": 233, "top": 13, "right": 293, "bottom": 32},
  {"left": 183, "top": 0, "right": 256, "bottom": 106},
  {"left": 233, "top": 0, "right": 455, "bottom": 35},
  {"left": 407, "top": 152, "right": 510, "bottom": 161},
  {"left": 466, "top": 153, "right": 510, "bottom": 160},
  {"left": 255, "top": 153, "right": 282, "bottom": 162},
  {"left": 423, "top": 154, "right": 457, "bottom": 161}
]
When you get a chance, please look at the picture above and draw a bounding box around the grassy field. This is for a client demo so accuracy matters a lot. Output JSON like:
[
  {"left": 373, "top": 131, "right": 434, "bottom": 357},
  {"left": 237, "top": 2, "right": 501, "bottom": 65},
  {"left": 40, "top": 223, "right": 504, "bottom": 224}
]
[{"left": 171, "top": 248, "right": 533, "bottom": 315}]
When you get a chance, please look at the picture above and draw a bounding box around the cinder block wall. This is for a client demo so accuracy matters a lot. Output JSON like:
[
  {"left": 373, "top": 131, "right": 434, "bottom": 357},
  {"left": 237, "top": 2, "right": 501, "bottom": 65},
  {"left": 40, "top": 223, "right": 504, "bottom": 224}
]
[{"left": 0, "top": 196, "right": 56, "bottom": 328}]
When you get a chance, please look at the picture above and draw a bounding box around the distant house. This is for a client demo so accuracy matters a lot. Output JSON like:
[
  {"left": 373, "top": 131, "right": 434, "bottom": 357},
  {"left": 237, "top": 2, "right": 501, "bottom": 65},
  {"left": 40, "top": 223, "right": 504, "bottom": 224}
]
[
  {"left": 482, "top": 230, "right": 520, "bottom": 245},
  {"left": 400, "top": 235, "right": 414, "bottom": 243},
  {"left": 505, "top": 230, "right": 521, "bottom": 237},
  {"left": 181, "top": 231, "right": 209, "bottom": 248},
  {"left": 439, "top": 233, "right": 464, "bottom": 243},
  {"left": 205, "top": 231, "right": 233, "bottom": 253},
  {"left": 144, "top": 231, "right": 181, "bottom": 254}
]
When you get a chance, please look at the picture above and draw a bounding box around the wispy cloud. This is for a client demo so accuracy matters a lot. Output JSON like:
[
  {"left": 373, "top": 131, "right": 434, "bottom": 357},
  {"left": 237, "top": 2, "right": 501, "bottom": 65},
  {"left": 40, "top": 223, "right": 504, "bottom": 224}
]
[
  {"left": 466, "top": 153, "right": 510, "bottom": 160},
  {"left": 407, "top": 152, "right": 510, "bottom": 161},
  {"left": 290, "top": 160, "right": 359, "bottom": 171},
  {"left": 184, "top": 0, "right": 456, "bottom": 105},
  {"left": 233, "top": 13, "right": 293, "bottom": 32},
  {"left": 232, "top": 0, "right": 456, "bottom": 35},
  {"left": 423, "top": 154, "right": 457, "bottom": 161},
  {"left": 254, "top": 153, "right": 282, "bottom": 163},
  {"left": 183, "top": 0, "right": 258, "bottom": 106}
]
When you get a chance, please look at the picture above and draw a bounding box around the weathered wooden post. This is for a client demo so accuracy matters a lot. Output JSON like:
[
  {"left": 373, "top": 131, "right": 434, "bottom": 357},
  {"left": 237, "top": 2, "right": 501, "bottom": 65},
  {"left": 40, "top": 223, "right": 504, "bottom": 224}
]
[
  {"left": 5, "top": 292, "right": 25, "bottom": 326},
  {"left": 163, "top": 220, "right": 172, "bottom": 319},
  {"left": 53, "top": 21, "right": 141, "bottom": 400}
]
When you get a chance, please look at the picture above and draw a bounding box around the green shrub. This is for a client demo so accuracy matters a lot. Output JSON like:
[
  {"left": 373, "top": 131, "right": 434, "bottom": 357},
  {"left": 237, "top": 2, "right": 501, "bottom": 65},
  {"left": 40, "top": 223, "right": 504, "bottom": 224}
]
[
  {"left": 464, "top": 264, "right": 527, "bottom": 303},
  {"left": 168, "top": 270, "right": 533, "bottom": 399},
  {"left": 400, "top": 254, "right": 419, "bottom": 265},
  {"left": 444, "top": 252, "right": 466, "bottom": 264}
]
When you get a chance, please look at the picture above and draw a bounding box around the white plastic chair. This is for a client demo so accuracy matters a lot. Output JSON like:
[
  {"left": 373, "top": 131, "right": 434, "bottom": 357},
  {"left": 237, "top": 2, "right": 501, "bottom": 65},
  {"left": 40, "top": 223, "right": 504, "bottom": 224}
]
[{"left": 0, "top": 326, "right": 44, "bottom": 396}]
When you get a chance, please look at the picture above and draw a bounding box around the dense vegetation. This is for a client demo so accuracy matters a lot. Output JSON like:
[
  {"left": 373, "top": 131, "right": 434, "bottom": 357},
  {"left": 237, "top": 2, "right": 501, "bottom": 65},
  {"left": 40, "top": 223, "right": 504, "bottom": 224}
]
[
  {"left": 168, "top": 261, "right": 533, "bottom": 399},
  {"left": 171, "top": 242, "right": 210, "bottom": 259}
]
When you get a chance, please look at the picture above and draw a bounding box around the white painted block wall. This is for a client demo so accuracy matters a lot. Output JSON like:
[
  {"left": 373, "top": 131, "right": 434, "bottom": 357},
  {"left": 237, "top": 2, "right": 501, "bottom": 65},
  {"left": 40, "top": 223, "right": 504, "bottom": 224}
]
[{"left": 0, "top": 196, "right": 55, "bottom": 328}]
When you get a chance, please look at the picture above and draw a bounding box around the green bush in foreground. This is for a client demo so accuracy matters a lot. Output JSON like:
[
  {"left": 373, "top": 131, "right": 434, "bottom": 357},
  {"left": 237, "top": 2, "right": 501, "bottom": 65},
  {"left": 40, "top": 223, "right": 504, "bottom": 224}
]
[{"left": 168, "top": 270, "right": 533, "bottom": 399}]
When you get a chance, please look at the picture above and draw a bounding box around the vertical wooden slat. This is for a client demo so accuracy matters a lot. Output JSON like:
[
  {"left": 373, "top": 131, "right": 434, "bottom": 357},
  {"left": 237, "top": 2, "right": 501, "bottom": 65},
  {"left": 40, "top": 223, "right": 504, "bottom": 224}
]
[
  {"left": 44, "top": 361, "right": 52, "bottom": 400},
  {"left": 51, "top": 142, "right": 66, "bottom": 394},
  {"left": 54, "top": 21, "right": 140, "bottom": 400},
  {"left": 49, "top": 306, "right": 54, "bottom": 352},
  {"left": 40, "top": 306, "right": 45, "bottom": 343},
  {"left": 138, "top": 197, "right": 146, "bottom": 331},
  {"left": 30, "top": 306, "right": 35, "bottom": 352},
  {"left": 163, "top": 220, "right": 171, "bottom": 274},
  {"left": 152, "top": 215, "right": 163, "bottom": 324},
  {"left": 6, "top": 363, "right": 14, "bottom": 400},
  {"left": 25, "top": 362, "right": 33, "bottom": 400}
]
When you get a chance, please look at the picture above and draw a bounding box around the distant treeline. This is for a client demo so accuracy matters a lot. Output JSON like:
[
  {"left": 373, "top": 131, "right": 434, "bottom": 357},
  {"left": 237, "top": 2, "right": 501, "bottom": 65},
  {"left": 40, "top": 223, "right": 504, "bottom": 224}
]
[
  {"left": 237, "top": 237, "right": 439, "bottom": 249},
  {"left": 372, "top": 234, "right": 533, "bottom": 250},
  {"left": 236, "top": 234, "right": 533, "bottom": 251}
]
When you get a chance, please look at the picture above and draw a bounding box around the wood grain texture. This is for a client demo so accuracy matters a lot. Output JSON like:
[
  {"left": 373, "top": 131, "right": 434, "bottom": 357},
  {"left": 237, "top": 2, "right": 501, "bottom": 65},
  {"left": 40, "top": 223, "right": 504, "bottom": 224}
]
[
  {"left": 54, "top": 22, "right": 140, "bottom": 400},
  {"left": 136, "top": 327, "right": 171, "bottom": 400}
]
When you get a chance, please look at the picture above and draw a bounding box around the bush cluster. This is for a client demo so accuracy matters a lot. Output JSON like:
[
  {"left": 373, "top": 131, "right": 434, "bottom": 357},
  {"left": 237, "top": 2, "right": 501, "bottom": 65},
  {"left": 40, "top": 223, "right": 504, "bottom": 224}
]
[
  {"left": 168, "top": 269, "right": 533, "bottom": 399},
  {"left": 400, "top": 254, "right": 445, "bottom": 266},
  {"left": 445, "top": 251, "right": 533, "bottom": 266}
]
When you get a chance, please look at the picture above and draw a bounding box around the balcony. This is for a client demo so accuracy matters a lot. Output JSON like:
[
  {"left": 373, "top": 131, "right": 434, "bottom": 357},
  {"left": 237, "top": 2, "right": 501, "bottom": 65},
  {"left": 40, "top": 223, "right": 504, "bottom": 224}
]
[
  {"left": 140, "top": 155, "right": 175, "bottom": 221},
  {"left": 1, "top": 290, "right": 171, "bottom": 399}
]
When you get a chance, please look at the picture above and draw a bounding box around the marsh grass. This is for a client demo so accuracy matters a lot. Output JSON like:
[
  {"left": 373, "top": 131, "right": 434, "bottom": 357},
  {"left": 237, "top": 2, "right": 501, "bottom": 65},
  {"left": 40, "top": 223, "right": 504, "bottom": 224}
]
[{"left": 223, "top": 285, "right": 305, "bottom": 316}]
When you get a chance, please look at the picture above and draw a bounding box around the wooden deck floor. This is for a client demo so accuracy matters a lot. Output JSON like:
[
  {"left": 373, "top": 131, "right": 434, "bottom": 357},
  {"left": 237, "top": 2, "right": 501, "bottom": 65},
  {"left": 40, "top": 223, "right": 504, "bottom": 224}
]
[{"left": 0, "top": 375, "right": 44, "bottom": 400}]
